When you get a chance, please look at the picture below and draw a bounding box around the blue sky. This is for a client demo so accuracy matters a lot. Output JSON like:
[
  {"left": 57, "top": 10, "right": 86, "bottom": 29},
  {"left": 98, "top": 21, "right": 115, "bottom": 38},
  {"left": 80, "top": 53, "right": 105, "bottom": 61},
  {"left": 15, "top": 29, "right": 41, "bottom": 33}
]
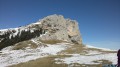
[{"left": 0, "top": 0, "right": 120, "bottom": 50}]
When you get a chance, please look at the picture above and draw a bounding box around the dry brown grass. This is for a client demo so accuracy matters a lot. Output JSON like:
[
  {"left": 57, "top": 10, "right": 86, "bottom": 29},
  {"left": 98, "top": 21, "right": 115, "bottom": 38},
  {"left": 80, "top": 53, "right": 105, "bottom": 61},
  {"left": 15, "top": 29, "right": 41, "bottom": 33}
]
[
  {"left": 12, "top": 40, "right": 38, "bottom": 50},
  {"left": 9, "top": 43, "right": 117, "bottom": 67},
  {"left": 39, "top": 39, "right": 66, "bottom": 44},
  {"left": 58, "top": 43, "right": 117, "bottom": 55},
  {"left": 10, "top": 55, "right": 69, "bottom": 67},
  {"left": 10, "top": 55, "right": 108, "bottom": 67},
  {"left": 92, "top": 60, "right": 112, "bottom": 65},
  {"left": 58, "top": 44, "right": 86, "bottom": 54}
]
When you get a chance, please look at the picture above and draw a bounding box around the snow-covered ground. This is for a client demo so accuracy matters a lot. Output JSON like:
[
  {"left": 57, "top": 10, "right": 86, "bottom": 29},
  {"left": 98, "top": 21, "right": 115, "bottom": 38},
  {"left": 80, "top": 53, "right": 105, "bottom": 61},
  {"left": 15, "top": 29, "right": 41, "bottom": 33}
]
[
  {"left": 86, "top": 45, "right": 117, "bottom": 51},
  {"left": 0, "top": 43, "right": 117, "bottom": 67},
  {"left": 0, "top": 43, "right": 68, "bottom": 67},
  {"left": 55, "top": 53, "right": 117, "bottom": 65},
  {"left": 55, "top": 45, "right": 117, "bottom": 65}
]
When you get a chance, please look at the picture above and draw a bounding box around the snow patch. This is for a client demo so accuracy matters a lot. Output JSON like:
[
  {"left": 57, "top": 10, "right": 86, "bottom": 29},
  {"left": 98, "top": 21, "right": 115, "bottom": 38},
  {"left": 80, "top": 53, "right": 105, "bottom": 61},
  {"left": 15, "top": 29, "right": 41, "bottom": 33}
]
[
  {"left": 55, "top": 53, "right": 117, "bottom": 65},
  {"left": 0, "top": 43, "right": 68, "bottom": 67},
  {"left": 86, "top": 45, "right": 117, "bottom": 51},
  {"left": 0, "top": 21, "right": 42, "bottom": 39}
]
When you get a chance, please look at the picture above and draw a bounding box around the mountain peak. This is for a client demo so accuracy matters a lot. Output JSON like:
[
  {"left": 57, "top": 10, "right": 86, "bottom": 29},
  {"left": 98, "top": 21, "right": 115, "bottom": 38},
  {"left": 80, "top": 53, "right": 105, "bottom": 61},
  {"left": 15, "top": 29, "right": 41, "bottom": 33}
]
[
  {"left": 0, "top": 15, "right": 117, "bottom": 67},
  {"left": 0, "top": 15, "right": 82, "bottom": 50}
]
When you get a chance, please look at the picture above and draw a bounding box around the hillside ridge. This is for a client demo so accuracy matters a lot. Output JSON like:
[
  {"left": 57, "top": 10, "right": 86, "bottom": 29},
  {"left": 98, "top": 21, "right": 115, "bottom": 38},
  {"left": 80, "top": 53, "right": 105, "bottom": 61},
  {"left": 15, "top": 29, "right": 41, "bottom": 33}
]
[{"left": 0, "top": 14, "right": 82, "bottom": 50}]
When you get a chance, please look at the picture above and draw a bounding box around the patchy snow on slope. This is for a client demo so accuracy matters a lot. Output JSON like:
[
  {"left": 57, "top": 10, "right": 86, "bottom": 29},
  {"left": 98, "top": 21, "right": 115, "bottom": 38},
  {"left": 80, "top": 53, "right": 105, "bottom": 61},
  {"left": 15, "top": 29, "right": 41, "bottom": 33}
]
[
  {"left": 0, "top": 21, "right": 42, "bottom": 39},
  {"left": 55, "top": 53, "right": 117, "bottom": 65},
  {"left": 31, "top": 38, "right": 40, "bottom": 45},
  {"left": 0, "top": 41, "right": 117, "bottom": 67},
  {"left": 9, "top": 28, "right": 19, "bottom": 39},
  {"left": 0, "top": 28, "right": 13, "bottom": 36},
  {"left": 86, "top": 45, "right": 117, "bottom": 51},
  {"left": 55, "top": 45, "right": 117, "bottom": 65},
  {"left": 0, "top": 43, "right": 68, "bottom": 67},
  {"left": 32, "top": 22, "right": 41, "bottom": 25},
  {"left": 85, "top": 50, "right": 103, "bottom": 55}
]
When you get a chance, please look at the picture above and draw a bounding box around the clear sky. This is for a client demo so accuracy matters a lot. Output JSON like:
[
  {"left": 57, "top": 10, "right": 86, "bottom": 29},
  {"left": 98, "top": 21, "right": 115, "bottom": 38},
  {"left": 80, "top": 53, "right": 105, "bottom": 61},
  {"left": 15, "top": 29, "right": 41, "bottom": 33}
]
[{"left": 0, "top": 0, "right": 120, "bottom": 50}]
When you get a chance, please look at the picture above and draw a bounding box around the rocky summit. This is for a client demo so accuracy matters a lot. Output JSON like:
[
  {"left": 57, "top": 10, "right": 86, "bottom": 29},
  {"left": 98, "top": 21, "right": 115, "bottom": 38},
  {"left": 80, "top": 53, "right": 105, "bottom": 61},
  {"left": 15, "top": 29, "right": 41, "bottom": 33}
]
[
  {"left": 0, "top": 14, "right": 82, "bottom": 50},
  {"left": 0, "top": 15, "right": 117, "bottom": 67}
]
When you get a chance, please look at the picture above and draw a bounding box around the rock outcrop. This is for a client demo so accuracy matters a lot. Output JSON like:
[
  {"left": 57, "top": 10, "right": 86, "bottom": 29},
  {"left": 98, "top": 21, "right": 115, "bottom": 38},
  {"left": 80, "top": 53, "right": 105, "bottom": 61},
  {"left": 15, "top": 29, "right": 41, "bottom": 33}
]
[{"left": 0, "top": 14, "right": 82, "bottom": 50}]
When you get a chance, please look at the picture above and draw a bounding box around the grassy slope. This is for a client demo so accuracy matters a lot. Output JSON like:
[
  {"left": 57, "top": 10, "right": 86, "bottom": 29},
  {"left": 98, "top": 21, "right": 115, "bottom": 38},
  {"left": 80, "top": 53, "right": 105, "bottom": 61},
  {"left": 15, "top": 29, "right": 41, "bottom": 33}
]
[
  {"left": 10, "top": 55, "right": 113, "bottom": 67},
  {"left": 9, "top": 42, "right": 117, "bottom": 67}
]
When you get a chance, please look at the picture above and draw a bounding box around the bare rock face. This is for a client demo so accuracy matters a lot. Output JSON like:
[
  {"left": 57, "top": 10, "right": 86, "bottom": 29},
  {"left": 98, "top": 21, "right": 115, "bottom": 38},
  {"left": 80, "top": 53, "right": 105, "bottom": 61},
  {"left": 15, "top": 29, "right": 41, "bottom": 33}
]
[
  {"left": 0, "top": 14, "right": 82, "bottom": 50},
  {"left": 39, "top": 14, "right": 82, "bottom": 44}
]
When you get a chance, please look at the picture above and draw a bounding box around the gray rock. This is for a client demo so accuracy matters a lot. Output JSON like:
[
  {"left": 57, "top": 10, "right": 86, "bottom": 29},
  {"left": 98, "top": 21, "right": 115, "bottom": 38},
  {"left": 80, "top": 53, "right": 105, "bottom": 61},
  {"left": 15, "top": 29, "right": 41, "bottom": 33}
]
[{"left": 39, "top": 14, "right": 82, "bottom": 44}]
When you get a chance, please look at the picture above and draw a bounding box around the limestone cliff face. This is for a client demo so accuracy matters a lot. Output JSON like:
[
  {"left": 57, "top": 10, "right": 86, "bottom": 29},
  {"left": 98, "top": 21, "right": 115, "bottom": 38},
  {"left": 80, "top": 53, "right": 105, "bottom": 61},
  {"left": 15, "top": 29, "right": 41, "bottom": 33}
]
[
  {"left": 39, "top": 15, "right": 82, "bottom": 44},
  {"left": 0, "top": 14, "right": 82, "bottom": 50}
]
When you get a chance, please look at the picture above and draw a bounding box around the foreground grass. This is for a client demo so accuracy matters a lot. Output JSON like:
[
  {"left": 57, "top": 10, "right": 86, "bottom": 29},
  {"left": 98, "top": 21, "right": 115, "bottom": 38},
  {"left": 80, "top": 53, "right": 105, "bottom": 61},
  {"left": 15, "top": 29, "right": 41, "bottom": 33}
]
[
  {"left": 10, "top": 54, "right": 113, "bottom": 67},
  {"left": 10, "top": 55, "right": 69, "bottom": 67},
  {"left": 39, "top": 39, "right": 65, "bottom": 44},
  {"left": 12, "top": 40, "right": 38, "bottom": 50},
  {"left": 58, "top": 44, "right": 117, "bottom": 55},
  {"left": 9, "top": 42, "right": 117, "bottom": 67}
]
